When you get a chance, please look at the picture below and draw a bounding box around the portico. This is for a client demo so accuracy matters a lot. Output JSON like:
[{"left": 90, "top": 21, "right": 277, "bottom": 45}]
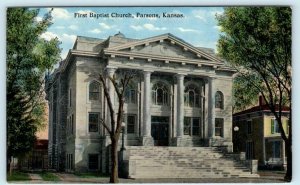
[{"left": 46, "top": 32, "right": 235, "bottom": 172}]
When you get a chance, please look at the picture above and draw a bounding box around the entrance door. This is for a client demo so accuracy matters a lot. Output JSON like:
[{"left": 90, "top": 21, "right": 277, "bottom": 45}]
[{"left": 151, "top": 116, "right": 169, "bottom": 146}]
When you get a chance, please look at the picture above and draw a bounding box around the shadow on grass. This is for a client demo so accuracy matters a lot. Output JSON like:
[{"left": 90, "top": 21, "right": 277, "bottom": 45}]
[
  {"left": 7, "top": 171, "right": 31, "bottom": 181},
  {"left": 74, "top": 172, "right": 109, "bottom": 178},
  {"left": 37, "top": 171, "right": 61, "bottom": 181}
]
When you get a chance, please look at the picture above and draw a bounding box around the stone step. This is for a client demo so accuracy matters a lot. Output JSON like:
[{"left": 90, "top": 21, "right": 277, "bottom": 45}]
[{"left": 126, "top": 146, "right": 259, "bottom": 179}]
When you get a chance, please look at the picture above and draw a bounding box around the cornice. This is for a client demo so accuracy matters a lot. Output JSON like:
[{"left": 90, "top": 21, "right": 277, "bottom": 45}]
[
  {"left": 105, "top": 33, "right": 223, "bottom": 63},
  {"left": 104, "top": 50, "right": 221, "bottom": 68},
  {"left": 61, "top": 49, "right": 101, "bottom": 72}
]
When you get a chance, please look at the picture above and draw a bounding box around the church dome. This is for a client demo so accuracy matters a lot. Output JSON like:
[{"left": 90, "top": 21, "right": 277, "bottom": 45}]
[{"left": 114, "top": 31, "right": 125, "bottom": 38}]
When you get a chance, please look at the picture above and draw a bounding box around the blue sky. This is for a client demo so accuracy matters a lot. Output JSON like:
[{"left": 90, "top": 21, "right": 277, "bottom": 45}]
[{"left": 38, "top": 7, "right": 223, "bottom": 60}]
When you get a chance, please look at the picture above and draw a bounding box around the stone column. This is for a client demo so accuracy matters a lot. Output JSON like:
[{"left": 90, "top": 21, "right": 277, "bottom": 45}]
[
  {"left": 208, "top": 77, "right": 215, "bottom": 145},
  {"left": 142, "top": 70, "right": 154, "bottom": 145},
  {"left": 106, "top": 66, "right": 117, "bottom": 135},
  {"left": 176, "top": 74, "right": 185, "bottom": 146}
]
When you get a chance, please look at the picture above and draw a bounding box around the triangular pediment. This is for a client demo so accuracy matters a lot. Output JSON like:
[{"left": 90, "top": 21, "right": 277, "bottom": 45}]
[{"left": 104, "top": 33, "right": 224, "bottom": 63}]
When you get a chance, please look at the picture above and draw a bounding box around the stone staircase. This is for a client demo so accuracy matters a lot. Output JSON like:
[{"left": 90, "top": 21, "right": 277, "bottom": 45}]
[{"left": 126, "top": 146, "right": 259, "bottom": 178}]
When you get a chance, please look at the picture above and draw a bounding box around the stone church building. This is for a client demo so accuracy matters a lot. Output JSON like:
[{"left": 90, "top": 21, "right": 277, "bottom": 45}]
[{"left": 45, "top": 32, "right": 235, "bottom": 173}]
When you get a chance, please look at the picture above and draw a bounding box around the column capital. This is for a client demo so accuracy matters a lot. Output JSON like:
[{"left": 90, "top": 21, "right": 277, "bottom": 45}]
[
  {"left": 176, "top": 73, "right": 186, "bottom": 77},
  {"left": 175, "top": 73, "right": 186, "bottom": 80},
  {"left": 106, "top": 66, "right": 117, "bottom": 73},
  {"left": 143, "top": 70, "right": 153, "bottom": 74}
]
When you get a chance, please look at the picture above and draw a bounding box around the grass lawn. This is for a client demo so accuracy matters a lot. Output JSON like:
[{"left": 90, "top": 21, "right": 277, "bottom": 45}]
[
  {"left": 39, "top": 172, "right": 60, "bottom": 181},
  {"left": 74, "top": 172, "right": 109, "bottom": 178},
  {"left": 7, "top": 171, "right": 30, "bottom": 181}
]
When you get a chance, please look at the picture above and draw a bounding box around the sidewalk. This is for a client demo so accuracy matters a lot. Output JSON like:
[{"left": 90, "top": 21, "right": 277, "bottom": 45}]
[
  {"left": 28, "top": 173, "right": 44, "bottom": 183},
  {"left": 12, "top": 172, "right": 286, "bottom": 183},
  {"left": 53, "top": 173, "right": 285, "bottom": 183}
]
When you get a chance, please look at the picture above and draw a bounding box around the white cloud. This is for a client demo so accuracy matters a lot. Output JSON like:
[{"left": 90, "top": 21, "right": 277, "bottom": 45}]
[
  {"left": 61, "top": 34, "right": 77, "bottom": 43},
  {"left": 68, "top": 25, "right": 78, "bottom": 30},
  {"left": 143, "top": 24, "right": 166, "bottom": 31},
  {"left": 99, "top": 22, "right": 112, "bottom": 29},
  {"left": 51, "top": 8, "right": 71, "bottom": 19},
  {"left": 178, "top": 27, "right": 198, "bottom": 33},
  {"left": 89, "top": 28, "right": 102, "bottom": 34},
  {"left": 130, "top": 25, "right": 143, "bottom": 31},
  {"left": 35, "top": 16, "right": 42, "bottom": 22},
  {"left": 192, "top": 9, "right": 223, "bottom": 22},
  {"left": 55, "top": 26, "right": 65, "bottom": 29},
  {"left": 40, "top": 31, "right": 58, "bottom": 41},
  {"left": 77, "top": 10, "right": 95, "bottom": 15},
  {"left": 210, "top": 10, "right": 223, "bottom": 17},
  {"left": 214, "top": 25, "right": 221, "bottom": 31},
  {"left": 61, "top": 50, "right": 68, "bottom": 60}
]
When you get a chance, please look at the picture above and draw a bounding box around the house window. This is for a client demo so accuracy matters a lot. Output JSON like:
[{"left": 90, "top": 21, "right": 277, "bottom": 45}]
[
  {"left": 215, "top": 118, "right": 224, "bottom": 137},
  {"left": 247, "top": 120, "right": 252, "bottom": 134},
  {"left": 184, "top": 84, "right": 200, "bottom": 108},
  {"left": 246, "top": 141, "right": 254, "bottom": 160},
  {"left": 127, "top": 115, "right": 136, "bottom": 134},
  {"left": 215, "top": 91, "right": 224, "bottom": 109},
  {"left": 71, "top": 114, "right": 74, "bottom": 135},
  {"left": 69, "top": 89, "right": 72, "bottom": 107},
  {"left": 184, "top": 117, "right": 200, "bottom": 136},
  {"left": 89, "top": 81, "right": 100, "bottom": 101},
  {"left": 125, "top": 88, "right": 137, "bottom": 104},
  {"left": 271, "top": 118, "right": 280, "bottom": 134},
  {"left": 88, "top": 154, "right": 99, "bottom": 170},
  {"left": 89, "top": 113, "right": 100, "bottom": 132},
  {"left": 272, "top": 141, "right": 281, "bottom": 158},
  {"left": 152, "top": 82, "right": 169, "bottom": 106}
]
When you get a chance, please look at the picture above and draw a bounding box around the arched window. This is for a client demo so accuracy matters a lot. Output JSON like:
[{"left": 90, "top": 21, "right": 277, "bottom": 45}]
[
  {"left": 184, "top": 84, "right": 200, "bottom": 107},
  {"left": 89, "top": 81, "right": 100, "bottom": 101},
  {"left": 215, "top": 91, "right": 224, "bottom": 109},
  {"left": 125, "top": 83, "right": 137, "bottom": 104},
  {"left": 152, "top": 82, "right": 169, "bottom": 106}
]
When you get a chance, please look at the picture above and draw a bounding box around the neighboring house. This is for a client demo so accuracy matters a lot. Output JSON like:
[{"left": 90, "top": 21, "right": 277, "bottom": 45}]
[
  {"left": 20, "top": 139, "right": 49, "bottom": 170},
  {"left": 45, "top": 32, "right": 235, "bottom": 173},
  {"left": 14, "top": 105, "right": 49, "bottom": 170},
  {"left": 233, "top": 97, "right": 289, "bottom": 169}
]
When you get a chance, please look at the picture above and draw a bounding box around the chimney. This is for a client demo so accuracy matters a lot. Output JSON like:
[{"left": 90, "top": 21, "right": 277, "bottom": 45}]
[{"left": 259, "top": 95, "right": 266, "bottom": 106}]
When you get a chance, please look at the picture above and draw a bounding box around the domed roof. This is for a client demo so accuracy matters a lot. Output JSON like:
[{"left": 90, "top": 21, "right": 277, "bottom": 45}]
[{"left": 114, "top": 31, "right": 125, "bottom": 38}]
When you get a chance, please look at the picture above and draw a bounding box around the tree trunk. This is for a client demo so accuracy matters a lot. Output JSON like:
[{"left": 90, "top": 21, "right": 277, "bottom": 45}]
[
  {"left": 109, "top": 138, "right": 119, "bottom": 183},
  {"left": 8, "top": 156, "right": 13, "bottom": 176},
  {"left": 284, "top": 139, "right": 292, "bottom": 182}
]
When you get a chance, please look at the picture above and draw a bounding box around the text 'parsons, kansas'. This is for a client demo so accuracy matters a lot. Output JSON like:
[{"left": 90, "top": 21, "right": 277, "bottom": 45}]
[{"left": 74, "top": 12, "right": 184, "bottom": 19}]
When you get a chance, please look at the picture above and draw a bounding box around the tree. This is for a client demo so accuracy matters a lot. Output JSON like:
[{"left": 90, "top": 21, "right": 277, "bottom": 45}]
[
  {"left": 232, "top": 74, "right": 259, "bottom": 113},
  {"left": 7, "top": 8, "right": 61, "bottom": 174},
  {"left": 217, "top": 7, "right": 292, "bottom": 181},
  {"left": 98, "top": 69, "right": 136, "bottom": 183}
]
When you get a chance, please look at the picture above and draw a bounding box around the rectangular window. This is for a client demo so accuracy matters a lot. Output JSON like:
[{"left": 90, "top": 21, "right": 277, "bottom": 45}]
[
  {"left": 69, "top": 89, "right": 72, "bottom": 107},
  {"left": 273, "top": 141, "right": 281, "bottom": 158},
  {"left": 70, "top": 154, "right": 73, "bottom": 170},
  {"left": 192, "top": 118, "right": 200, "bottom": 136},
  {"left": 184, "top": 117, "right": 191, "bottom": 135},
  {"left": 271, "top": 119, "right": 280, "bottom": 134},
  {"left": 71, "top": 114, "right": 74, "bottom": 135},
  {"left": 88, "top": 154, "right": 99, "bottom": 170},
  {"left": 246, "top": 141, "right": 254, "bottom": 160},
  {"left": 127, "top": 115, "right": 136, "bottom": 134},
  {"left": 89, "top": 113, "right": 99, "bottom": 132},
  {"left": 247, "top": 120, "right": 252, "bottom": 134},
  {"left": 184, "top": 117, "right": 200, "bottom": 136},
  {"left": 215, "top": 118, "right": 224, "bottom": 137}
]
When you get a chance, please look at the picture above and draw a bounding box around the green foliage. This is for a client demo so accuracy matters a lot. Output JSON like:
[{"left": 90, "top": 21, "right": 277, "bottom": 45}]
[
  {"left": 39, "top": 172, "right": 60, "bottom": 181},
  {"left": 74, "top": 172, "right": 109, "bottom": 178},
  {"left": 217, "top": 7, "right": 291, "bottom": 110},
  {"left": 217, "top": 7, "right": 292, "bottom": 181},
  {"left": 7, "top": 171, "right": 31, "bottom": 181},
  {"left": 233, "top": 74, "right": 259, "bottom": 112},
  {"left": 6, "top": 8, "right": 61, "bottom": 160}
]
